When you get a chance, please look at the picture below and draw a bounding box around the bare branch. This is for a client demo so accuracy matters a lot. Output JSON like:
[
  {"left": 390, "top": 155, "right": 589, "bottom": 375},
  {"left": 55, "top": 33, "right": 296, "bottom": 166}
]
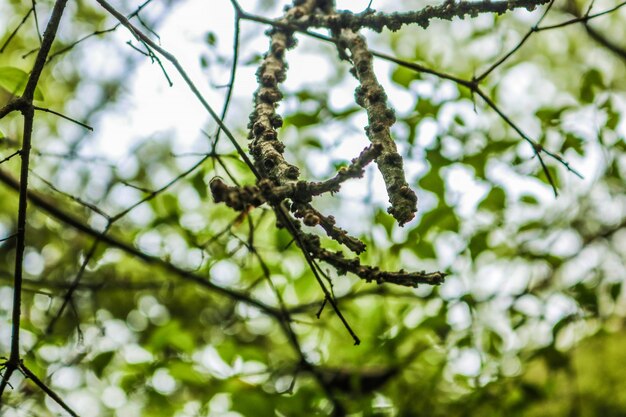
[{"left": 308, "top": 0, "right": 550, "bottom": 33}]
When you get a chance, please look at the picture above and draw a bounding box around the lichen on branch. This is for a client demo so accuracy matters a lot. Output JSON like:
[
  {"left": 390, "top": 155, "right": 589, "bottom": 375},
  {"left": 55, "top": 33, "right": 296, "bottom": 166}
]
[
  {"left": 338, "top": 28, "right": 417, "bottom": 225},
  {"left": 247, "top": 0, "right": 320, "bottom": 185},
  {"left": 308, "top": 0, "right": 551, "bottom": 33},
  {"left": 299, "top": 232, "right": 446, "bottom": 287}
]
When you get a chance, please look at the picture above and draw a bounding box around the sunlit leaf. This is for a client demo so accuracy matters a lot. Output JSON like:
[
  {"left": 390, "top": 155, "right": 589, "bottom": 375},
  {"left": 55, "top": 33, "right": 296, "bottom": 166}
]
[{"left": 0, "top": 66, "right": 44, "bottom": 100}]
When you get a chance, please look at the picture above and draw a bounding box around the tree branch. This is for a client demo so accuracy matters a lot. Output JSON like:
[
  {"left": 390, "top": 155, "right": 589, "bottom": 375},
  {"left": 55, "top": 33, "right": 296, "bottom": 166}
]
[{"left": 308, "top": 0, "right": 550, "bottom": 33}]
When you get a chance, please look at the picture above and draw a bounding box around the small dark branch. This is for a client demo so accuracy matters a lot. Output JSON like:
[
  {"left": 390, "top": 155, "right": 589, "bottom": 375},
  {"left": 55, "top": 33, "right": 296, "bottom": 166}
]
[
  {"left": 302, "top": 233, "right": 446, "bottom": 287},
  {"left": 477, "top": 0, "right": 626, "bottom": 80},
  {"left": 0, "top": 7, "right": 33, "bottom": 53},
  {"left": 473, "top": 87, "right": 561, "bottom": 195},
  {"left": 291, "top": 202, "right": 366, "bottom": 254},
  {"left": 371, "top": 50, "right": 473, "bottom": 87},
  {"left": 309, "top": 0, "right": 550, "bottom": 33},
  {"left": 33, "top": 171, "right": 111, "bottom": 219},
  {"left": 144, "top": 44, "right": 173, "bottom": 86},
  {"left": 11, "top": 0, "right": 69, "bottom": 353},
  {"left": 0, "top": 169, "right": 282, "bottom": 319},
  {"left": 0, "top": 366, "right": 15, "bottom": 398},
  {"left": 47, "top": 28, "right": 116, "bottom": 62},
  {"left": 127, "top": 38, "right": 174, "bottom": 87},
  {"left": 23, "top": 0, "right": 69, "bottom": 101},
  {"left": 2, "top": 0, "right": 69, "bottom": 408},
  {"left": 0, "top": 273, "right": 173, "bottom": 291},
  {"left": 210, "top": 144, "right": 382, "bottom": 211},
  {"left": 475, "top": 0, "right": 555, "bottom": 81},
  {"left": 137, "top": 14, "right": 160, "bottom": 41},
  {"left": 338, "top": 28, "right": 417, "bottom": 225},
  {"left": 0, "top": 97, "right": 28, "bottom": 120},
  {"left": 247, "top": 0, "right": 321, "bottom": 184},
  {"left": 275, "top": 207, "right": 361, "bottom": 346},
  {"left": 306, "top": 143, "right": 382, "bottom": 196},
  {"left": 130, "top": 0, "right": 157, "bottom": 18},
  {"left": 46, "top": 224, "right": 112, "bottom": 335},
  {"left": 289, "top": 287, "right": 395, "bottom": 314},
  {"left": 0, "top": 151, "right": 21, "bottom": 166},
  {"left": 210, "top": 177, "right": 269, "bottom": 211},
  {"left": 33, "top": 106, "right": 93, "bottom": 130},
  {"left": 584, "top": 24, "right": 626, "bottom": 61},
  {"left": 539, "top": 146, "right": 584, "bottom": 179},
  {"left": 126, "top": 39, "right": 150, "bottom": 56},
  {"left": 19, "top": 363, "right": 79, "bottom": 417},
  {"left": 47, "top": 0, "right": 157, "bottom": 62},
  {"left": 0, "top": 233, "right": 17, "bottom": 243},
  {"left": 32, "top": 0, "right": 43, "bottom": 44},
  {"left": 319, "top": 365, "right": 400, "bottom": 394},
  {"left": 561, "top": 0, "right": 626, "bottom": 62},
  {"left": 21, "top": 47, "right": 40, "bottom": 59},
  {"left": 315, "top": 297, "right": 327, "bottom": 318},
  {"left": 229, "top": 0, "right": 244, "bottom": 15},
  {"left": 212, "top": 12, "right": 242, "bottom": 149},
  {"left": 539, "top": 0, "right": 626, "bottom": 31},
  {"left": 243, "top": 244, "right": 319, "bottom": 388},
  {"left": 111, "top": 153, "right": 211, "bottom": 222}
]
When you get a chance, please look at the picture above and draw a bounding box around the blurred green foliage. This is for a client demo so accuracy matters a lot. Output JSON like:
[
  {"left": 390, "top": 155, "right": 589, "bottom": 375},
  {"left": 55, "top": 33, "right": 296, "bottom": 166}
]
[{"left": 0, "top": 0, "right": 625, "bottom": 416}]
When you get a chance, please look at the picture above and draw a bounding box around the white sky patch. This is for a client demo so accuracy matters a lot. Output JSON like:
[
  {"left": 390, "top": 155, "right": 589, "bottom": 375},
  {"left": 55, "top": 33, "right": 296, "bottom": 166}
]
[
  {"left": 151, "top": 368, "right": 178, "bottom": 395},
  {"left": 195, "top": 345, "right": 232, "bottom": 378},
  {"left": 52, "top": 366, "right": 83, "bottom": 390},
  {"left": 451, "top": 348, "right": 482, "bottom": 377}
]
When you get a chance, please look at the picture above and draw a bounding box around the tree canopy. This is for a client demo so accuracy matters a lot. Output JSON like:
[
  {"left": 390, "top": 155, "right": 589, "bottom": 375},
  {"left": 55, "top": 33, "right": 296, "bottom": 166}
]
[{"left": 0, "top": 0, "right": 625, "bottom": 416}]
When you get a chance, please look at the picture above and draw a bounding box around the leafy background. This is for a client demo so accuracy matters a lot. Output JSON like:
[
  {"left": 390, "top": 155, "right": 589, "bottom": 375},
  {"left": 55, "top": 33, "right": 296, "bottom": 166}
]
[{"left": 0, "top": 0, "right": 625, "bottom": 416}]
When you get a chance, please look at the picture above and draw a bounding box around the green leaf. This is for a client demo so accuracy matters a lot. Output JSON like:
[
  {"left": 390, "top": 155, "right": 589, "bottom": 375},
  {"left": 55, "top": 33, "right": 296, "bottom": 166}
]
[
  {"left": 535, "top": 106, "right": 570, "bottom": 126},
  {"left": 600, "top": 98, "right": 620, "bottom": 130},
  {"left": 329, "top": 106, "right": 359, "bottom": 120},
  {"left": 418, "top": 168, "right": 445, "bottom": 196},
  {"left": 148, "top": 321, "right": 195, "bottom": 354},
  {"left": 284, "top": 111, "right": 319, "bottom": 128},
  {"left": 374, "top": 208, "right": 395, "bottom": 238},
  {"left": 231, "top": 391, "right": 276, "bottom": 416},
  {"left": 0, "top": 66, "right": 44, "bottom": 100},
  {"left": 535, "top": 345, "right": 570, "bottom": 370},
  {"left": 414, "top": 237, "right": 436, "bottom": 259},
  {"left": 520, "top": 194, "right": 539, "bottom": 205},
  {"left": 415, "top": 98, "right": 439, "bottom": 118},
  {"left": 478, "top": 187, "right": 506, "bottom": 211},
  {"left": 562, "top": 133, "right": 584, "bottom": 155},
  {"left": 468, "top": 230, "right": 489, "bottom": 259},
  {"left": 552, "top": 313, "right": 577, "bottom": 339},
  {"left": 191, "top": 172, "right": 207, "bottom": 199},
  {"left": 418, "top": 204, "right": 459, "bottom": 235},
  {"left": 609, "top": 282, "right": 622, "bottom": 302},
  {"left": 91, "top": 351, "right": 115, "bottom": 377},
  {"left": 302, "top": 136, "right": 322, "bottom": 149},
  {"left": 538, "top": 165, "right": 560, "bottom": 190},
  {"left": 580, "top": 68, "right": 603, "bottom": 103},
  {"left": 391, "top": 66, "right": 417, "bottom": 88},
  {"left": 205, "top": 32, "right": 217, "bottom": 46},
  {"left": 169, "top": 361, "right": 207, "bottom": 385}
]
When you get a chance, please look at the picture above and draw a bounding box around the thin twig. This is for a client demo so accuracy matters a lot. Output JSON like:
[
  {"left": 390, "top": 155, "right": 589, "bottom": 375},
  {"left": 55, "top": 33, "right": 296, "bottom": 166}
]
[
  {"left": 33, "top": 106, "right": 93, "bottom": 130},
  {"left": 19, "top": 363, "right": 79, "bottom": 417},
  {"left": 0, "top": 0, "right": 69, "bottom": 406},
  {"left": 0, "top": 7, "right": 33, "bottom": 53}
]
